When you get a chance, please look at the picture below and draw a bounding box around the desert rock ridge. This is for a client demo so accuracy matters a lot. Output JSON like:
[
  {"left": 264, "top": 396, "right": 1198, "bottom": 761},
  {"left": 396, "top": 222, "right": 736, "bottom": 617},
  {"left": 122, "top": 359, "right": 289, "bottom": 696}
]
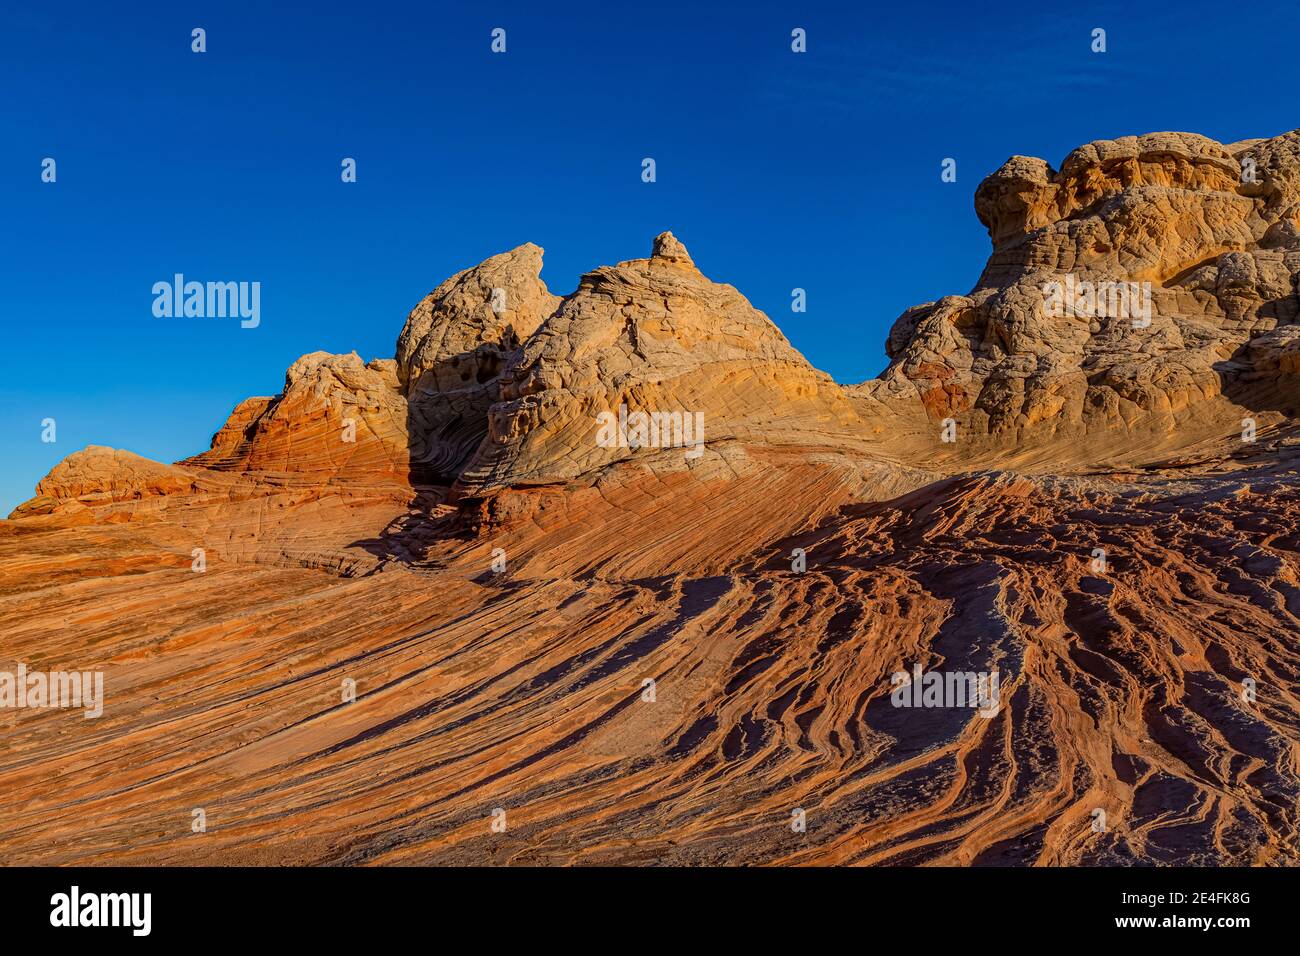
[{"left": 3, "top": 129, "right": 1299, "bottom": 866}]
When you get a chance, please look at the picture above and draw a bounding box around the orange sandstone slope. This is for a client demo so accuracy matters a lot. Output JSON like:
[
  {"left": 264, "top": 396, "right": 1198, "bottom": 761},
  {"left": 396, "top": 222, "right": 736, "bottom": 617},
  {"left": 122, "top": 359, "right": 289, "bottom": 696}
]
[{"left": 3, "top": 131, "right": 1300, "bottom": 866}]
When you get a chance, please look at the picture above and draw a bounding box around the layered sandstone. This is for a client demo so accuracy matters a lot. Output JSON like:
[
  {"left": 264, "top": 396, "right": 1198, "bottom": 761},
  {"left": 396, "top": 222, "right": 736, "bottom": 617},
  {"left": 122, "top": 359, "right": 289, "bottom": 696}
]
[
  {"left": 185, "top": 351, "right": 411, "bottom": 486},
  {"left": 3, "top": 129, "right": 1299, "bottom": 867},
  {"left": 3, "top": 437, "right": 1297, "bottom": 866},
  {"left": 457, "top": 231, "right": 869, "bottom": 502},
  {"left": 9, "top": 446, "right": 198, "bottom": 521},
  {"left": 859, "top": 129, "right": 1300, "bottom": 470}
]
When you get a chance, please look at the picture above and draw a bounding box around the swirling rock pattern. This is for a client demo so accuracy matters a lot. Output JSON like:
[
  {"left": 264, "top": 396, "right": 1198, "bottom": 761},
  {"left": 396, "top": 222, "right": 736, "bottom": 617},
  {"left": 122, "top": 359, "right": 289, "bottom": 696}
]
[{"left": 3, "top": 130, "right": 1299, "bottom": 866}]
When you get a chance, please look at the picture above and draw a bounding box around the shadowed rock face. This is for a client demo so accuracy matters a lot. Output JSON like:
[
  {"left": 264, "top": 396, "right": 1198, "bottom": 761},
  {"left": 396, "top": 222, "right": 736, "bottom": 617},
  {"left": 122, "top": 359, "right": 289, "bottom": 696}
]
[
  {"left": 4, "top": 130, "right": 1299, "bottom": 867},
  {"left": 396, "top": 242, "right": 561, "bottom": 481}
]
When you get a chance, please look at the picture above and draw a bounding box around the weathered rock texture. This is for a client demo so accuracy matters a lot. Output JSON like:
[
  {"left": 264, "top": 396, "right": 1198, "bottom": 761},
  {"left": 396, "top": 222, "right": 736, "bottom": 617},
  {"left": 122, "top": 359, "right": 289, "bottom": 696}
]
[
  {"left": 859, "top": 129, "right": 1300, "bottom": 470},
  {"left": 457, "top": 231, "right": 869, "bottom": 505},
  {"left": 396, "top": 243, "right": 561, "bottom": 481},
  {"left": 3, "top": 130, "right": 1299, "bottom": 867},
  {"left": 185, "top": 351, "right": 411, "bottom": 486}
]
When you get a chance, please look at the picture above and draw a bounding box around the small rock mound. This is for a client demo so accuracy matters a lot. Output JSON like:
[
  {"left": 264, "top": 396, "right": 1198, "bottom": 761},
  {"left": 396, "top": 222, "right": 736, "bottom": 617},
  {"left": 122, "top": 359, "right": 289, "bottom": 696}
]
[{"left": 12, "top": 446, "right": 196, "bottom": 517}]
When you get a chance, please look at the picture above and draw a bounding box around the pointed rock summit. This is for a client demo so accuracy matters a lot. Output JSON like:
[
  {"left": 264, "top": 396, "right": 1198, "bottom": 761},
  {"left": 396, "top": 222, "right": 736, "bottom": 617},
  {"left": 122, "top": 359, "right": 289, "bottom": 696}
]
[{"left": 650, "top": 231, "right": 695, "bottom": 268}]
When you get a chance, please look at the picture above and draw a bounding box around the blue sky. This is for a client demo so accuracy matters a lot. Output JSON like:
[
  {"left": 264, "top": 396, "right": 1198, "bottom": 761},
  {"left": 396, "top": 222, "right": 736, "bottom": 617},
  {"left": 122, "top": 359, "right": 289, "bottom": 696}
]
[{"left": 3, "top": 0, "right": 1298, "bottom": 512}]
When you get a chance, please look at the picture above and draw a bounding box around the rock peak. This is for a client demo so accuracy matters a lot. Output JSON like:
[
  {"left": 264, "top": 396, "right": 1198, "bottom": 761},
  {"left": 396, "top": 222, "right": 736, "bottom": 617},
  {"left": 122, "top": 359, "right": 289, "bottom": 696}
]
[{"left": 651, "top": 231, "right": 694, "bottom": 267}]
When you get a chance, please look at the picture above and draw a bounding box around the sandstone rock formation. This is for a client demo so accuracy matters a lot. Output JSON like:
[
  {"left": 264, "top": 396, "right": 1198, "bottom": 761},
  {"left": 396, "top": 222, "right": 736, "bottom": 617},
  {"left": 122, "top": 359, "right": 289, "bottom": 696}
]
[
  {"left": 3, "top": 129, "right": 1299, "bottom": 867},
  {"left": 396, "top": 242, "right": 561, "bottom": 481},
  {"left": 859, "top": 129, "right": 1300, "bottom": 470},
  {"left": 8, "top": 445, "right": 197, "bottom": 520},
  {"left": 457, "top": 231, "right": 868, "bottom": 504},
  {"left": 185, "top": 351, "right": 411, "bottom": 486}
]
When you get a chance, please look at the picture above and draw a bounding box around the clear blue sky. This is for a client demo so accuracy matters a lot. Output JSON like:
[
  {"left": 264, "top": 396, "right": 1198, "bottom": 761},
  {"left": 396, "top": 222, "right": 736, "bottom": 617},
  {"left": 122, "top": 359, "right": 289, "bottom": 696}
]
[{"left": 3, "top": 0, "right": 1297, "bottom": 512}]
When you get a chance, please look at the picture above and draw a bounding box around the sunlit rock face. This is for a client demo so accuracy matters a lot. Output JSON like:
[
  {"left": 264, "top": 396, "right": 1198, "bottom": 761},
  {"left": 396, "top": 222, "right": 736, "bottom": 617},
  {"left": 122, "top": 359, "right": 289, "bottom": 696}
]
[{"left": 859, "top": 129, "right": 1300, "bottom": 470}]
